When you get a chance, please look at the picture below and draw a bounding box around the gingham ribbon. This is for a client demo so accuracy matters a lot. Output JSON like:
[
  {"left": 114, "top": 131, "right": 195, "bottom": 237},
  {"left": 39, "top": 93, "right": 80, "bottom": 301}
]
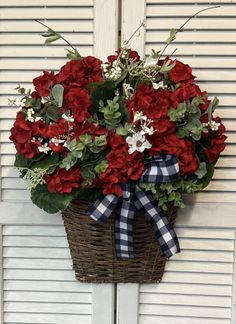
[{"left": 88, "top": 154, "right": 181, "bottom": 259}]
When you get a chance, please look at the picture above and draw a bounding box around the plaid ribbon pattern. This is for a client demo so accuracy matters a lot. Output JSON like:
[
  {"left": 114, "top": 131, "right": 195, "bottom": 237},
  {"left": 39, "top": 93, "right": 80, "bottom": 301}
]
[{"left": 87, "top": 154, "right": 181, "bottom": 259}]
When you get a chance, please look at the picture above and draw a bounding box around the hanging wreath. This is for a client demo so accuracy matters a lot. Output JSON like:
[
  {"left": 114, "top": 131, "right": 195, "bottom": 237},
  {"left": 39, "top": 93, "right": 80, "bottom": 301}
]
[{"left": 9, "top": 7, "right": 227, "bottom": 282}]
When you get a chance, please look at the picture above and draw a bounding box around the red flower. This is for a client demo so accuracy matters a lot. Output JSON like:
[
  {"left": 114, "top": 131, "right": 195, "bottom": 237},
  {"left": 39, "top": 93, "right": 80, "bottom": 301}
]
[
  {"left": 41, "top": 118, "right": 69, "bottom": 139},
  {"left": 9, "top": 112, "right": 46, "bottom": 158},
  {"left": 126, "top": 83, "right": 176, "bottom": 136},
  {"left": 204, "top": 135, "right": 227, "bottom": 163},
  {"left": 171, "top": 83, "right": 202, "bottom": 108},
  {"left": 44, "top": 166, "right": 82, "bottom": 194},
  {"left": 128, "top": 50, "right": 140, "bottom": 61},
  {"left": 169, "top": 59, "right": 195, "bottom": 83},
  {"left": 149, "top": 133, "right": 199, "bottom": 175},
  {"left": 55, "top": 56, "right": 102, "bottom": 88},
  {"left": 107, "top": 49, "right": 140, "bottom": 64},
  {"left": 33, "top": 71, "right": 55, "bottom": 97},
  {"left": 64, "top": 87, "right": 92, "bottom": 123},
  {"left": 203, "top": 116, "right": 227, "bottom": 163},
  {"left": 93, "top": 133, "right": 144, "bottom": 196}
]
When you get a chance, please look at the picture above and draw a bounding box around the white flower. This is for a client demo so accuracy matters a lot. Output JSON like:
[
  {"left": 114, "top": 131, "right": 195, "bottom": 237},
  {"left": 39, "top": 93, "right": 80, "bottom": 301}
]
[
  {"left": 62, "top": 113, "right": 74, "bottom": 122},
  {"left": 144, "top": 56, "right": 158, "bottom": 68},
  {"left": 123, "top": 83, "right": 134, "bottom": 99},
  {"left": 126, "top": 132, "right": 152, "bottom": 154},
  {"left": 152, "top": 80, "right": 164, "bottom": 90},
  {"left": 50, "top": 137, "right": 66, "bottom": 146},
  {"left": 140, "top": 124, "right": 155, "bottom": 136},
  {"left": 133, "top": 111, "right": 147, "bottom": 123},
  {"left": 38, "top": 143, "right": 51, "bottom": 154}
]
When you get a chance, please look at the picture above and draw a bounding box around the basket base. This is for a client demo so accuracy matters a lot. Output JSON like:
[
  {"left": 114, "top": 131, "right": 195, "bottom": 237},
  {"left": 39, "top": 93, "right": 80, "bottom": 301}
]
[{"left": 62, "top": 200, "right": 178, "bottom": 283}]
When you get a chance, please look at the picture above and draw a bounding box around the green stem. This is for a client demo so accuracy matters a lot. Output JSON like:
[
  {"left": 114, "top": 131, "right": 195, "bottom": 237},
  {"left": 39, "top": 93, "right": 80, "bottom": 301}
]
[
  {"left": 159, "top": 5, "right": 220, "bottom": 58},
  {"left": 35, "top": 19, "right": 76, "bottom": 51}
]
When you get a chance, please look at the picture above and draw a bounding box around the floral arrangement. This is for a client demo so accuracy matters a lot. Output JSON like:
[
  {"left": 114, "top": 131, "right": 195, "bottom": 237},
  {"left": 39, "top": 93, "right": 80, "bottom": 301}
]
[{"left": 9, "top": 14, "right": 226, "bottom": 214}]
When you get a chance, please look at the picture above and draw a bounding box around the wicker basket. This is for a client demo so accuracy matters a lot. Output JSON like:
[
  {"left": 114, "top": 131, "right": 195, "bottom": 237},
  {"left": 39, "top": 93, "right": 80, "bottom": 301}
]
[{"left": 62, "top": 199, "right": 178, "bottom": 283}]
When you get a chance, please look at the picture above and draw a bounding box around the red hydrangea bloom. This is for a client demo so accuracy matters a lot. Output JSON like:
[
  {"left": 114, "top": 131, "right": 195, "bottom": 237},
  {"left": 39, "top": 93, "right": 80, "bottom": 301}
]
[
  {"left": 126, "top": 83, "right": 176, "bottom": 136},
  {"left": 33, "top": 71, "right": 55, "bottom": 97},
  {"left": 203, "top": 116, "right": 227, "bottom": 163},
  {"left": 44, "top": 166, "right": 82, "bottom": 194},
  {"left": 71, "top": 122, "right": 108, "bottom": 140},
  {"left": 63, "top": 87, "right": 92, "bottom": 123},
  {"left": 9, "top": 112, "right": 46, "bottom": 158},
  {"left": 55, "top": 56, "right": 102, "bottom": 88},
  {"left": 204, "top": 135, "right": 227, "bottom": 163},
  {"left": 107, "top": 49, "right": 140, "bottom": 64},
  {"left": 93, "top": 133, "right": 144, "bottom": 196},
  {"left": 149, "top": 133, "right": 199, "bottom": 175},
  {"left": 171, "top": 83, "right": 202, "bottom": 108},
  {"left": 169, "top": 59, "right": 195, "bottom": 83}
]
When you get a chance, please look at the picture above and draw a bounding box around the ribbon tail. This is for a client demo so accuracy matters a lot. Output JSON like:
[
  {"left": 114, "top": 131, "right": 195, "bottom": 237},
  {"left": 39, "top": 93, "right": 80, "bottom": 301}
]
[
  {"left": 115, "top": 199, "right": 135, "bottom": 259},
  {"left": 87, "top": 194, "right": 118, "bottom": 224},
  {"left": 134, "top": 186, "right": 180, "bottom": 258}
]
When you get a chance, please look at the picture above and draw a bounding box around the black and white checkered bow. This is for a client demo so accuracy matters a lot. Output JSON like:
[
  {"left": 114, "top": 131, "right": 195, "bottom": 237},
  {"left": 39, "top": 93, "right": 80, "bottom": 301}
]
[{"left": 88, "top": 154, "right": 181, "bottom": 259}]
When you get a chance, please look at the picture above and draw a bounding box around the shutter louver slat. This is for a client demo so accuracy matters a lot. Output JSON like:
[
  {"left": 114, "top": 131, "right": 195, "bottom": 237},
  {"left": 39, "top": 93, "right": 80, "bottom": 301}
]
[
  {"left": 123, "top": 3, "right": 236, "bottom": 324},
  {"left": 2, "top": 224, "right": 93, "bottom": 323},
  {"left": 0, "top": 3, "right": 94, "bottom": 203}
]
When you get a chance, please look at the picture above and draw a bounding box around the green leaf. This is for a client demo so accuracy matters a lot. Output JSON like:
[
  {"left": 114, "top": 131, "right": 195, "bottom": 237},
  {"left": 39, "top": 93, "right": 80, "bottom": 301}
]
[
  {"left": 66, "top": 48, "right": 82, "bottom": 60},
  {"left": 14, "top": 153, "right": 44, "bottom": 168},
  {"left": 160, "top": 60, "right": 176, "bottom": 73},
  {"left": 90, "top": 81, "right": 116, "bottom": 113},
  {"left": 194, "top": 162, "right": 207, "bottom": 179},
  {"left": 81, "top": 165, "right": 96, "bottom": 185},
  {"left": 66, "top": 139, "right": 84, "bottom": 152},
  {"left": 31, "top": 154, "right": 60, "bottom": 170},
  {"left": 118, "top": 96, "right": 129, "bottom": 123},
  {"left": 197, "top": 164, "right": 215, "bottom": 189},
  {"left": 151, "top": 49, "right": 161, "bottom": 59},
  {"left": 31, "top": 184, "right": 76, "bottom": 213},
  {"left": 80, "top": 134, "right": 93, "bottom": 146},
  {"left": 51, "top": 84, "right": 64, "bottom": 107},
  {"left": 176, "top": 128, "right": 188, "bottom": 138},
  {"left": 168, "top": 102, "right": 187, "bottom": 122},
  {"left": 60, "top": 153, "right": 78, "bottom": 170},
  {"left": 45, "top": 35, "right": 61, "bottom": 44},
  {"left": 94, "top": 160, "right": 108, "bottom": 175},
  {"left": 166, "top": 29, "right": 177, "bottom": 44},
  {"left": 46, "top": 105, "right": 60, "bottom": 122}
]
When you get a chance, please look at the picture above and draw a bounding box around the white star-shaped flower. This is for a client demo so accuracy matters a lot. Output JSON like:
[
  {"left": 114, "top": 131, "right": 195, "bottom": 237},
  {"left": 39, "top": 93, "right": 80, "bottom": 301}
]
[{"left": 126, "top": 132, "right": 152, "bottom": 154}]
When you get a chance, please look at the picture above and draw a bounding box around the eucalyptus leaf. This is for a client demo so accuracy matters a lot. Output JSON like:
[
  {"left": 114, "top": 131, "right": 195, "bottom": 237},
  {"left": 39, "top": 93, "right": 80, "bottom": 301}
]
[
  {"left": 51, "top": 84, "right": 64, "bottom": 107},
  {"left": 60, "top": 153, "right": 78, "bottom": 170},
  {"left": 94, "top": 160, "right": 108, "bottom": 175},
  {"left": 197, "top": 164, "right": 215, "bottom": 189},
  {"left": 194, "top": 162, "right": 207, "bottom": 179},
  {"left": 46, "top": 105, "right": 60, "bottom": 122}
]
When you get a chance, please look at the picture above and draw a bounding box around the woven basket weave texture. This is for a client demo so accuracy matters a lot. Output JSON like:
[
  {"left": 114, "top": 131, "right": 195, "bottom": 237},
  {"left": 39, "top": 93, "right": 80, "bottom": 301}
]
[{"left": 62, "top": 200, "right": 178, "bottom": 283}]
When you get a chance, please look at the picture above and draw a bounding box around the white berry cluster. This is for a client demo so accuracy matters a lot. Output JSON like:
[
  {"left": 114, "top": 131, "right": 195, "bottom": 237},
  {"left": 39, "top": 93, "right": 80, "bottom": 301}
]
[
  {"left": 101, "top": 60, "right": 122, "bottom": 81},
  {"left": 202, "top": 120, "right": 221, "bottom": 131},
  {"left": 26, "top": 108, "right": 42, "bottom": 123}
]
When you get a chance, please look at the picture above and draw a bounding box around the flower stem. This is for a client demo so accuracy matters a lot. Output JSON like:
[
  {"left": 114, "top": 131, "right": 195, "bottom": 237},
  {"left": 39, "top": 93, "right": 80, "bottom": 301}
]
[
  {"left": 159, "top": 5, "right": 220, "bottom": 58},
  {"left": 35, "top": 19, "right": 76, "bottom": 51}
]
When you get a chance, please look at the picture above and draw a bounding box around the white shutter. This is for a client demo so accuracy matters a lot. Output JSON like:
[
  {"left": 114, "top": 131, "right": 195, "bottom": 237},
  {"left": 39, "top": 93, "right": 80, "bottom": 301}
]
[
  {"left": 0, "top": 1, "right": 118, "bottom": 323},
  {"left": 119, "top": 1, "right": 236, "bottom": 324}
]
